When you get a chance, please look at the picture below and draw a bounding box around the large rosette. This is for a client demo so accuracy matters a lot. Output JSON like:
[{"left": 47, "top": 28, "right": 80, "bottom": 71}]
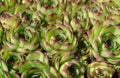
[
  {"left": 3, "top": 25, "right": 40, "bottom": 53},
  {"left": 41, "top": 17, "right": 78, "bottom": 55},
  {"left": 52, "top": 52, "right": 85, "bottom": 78}
]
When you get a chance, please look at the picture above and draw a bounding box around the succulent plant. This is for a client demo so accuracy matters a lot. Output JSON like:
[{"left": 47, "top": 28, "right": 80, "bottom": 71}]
[
  {"left": 40, "top": 12, "right": 79, "bottom": 56},
  {"left": 87, "top": 20, "right": 120, "bottom": 65},
  {"left": 0, "top": 0, "right": 120, "bottom": 77},
  {"left": 52, "top": 52, "right": 85, "bottom": 78},
  {"left": 3, "top": 25, "right": 40, "bottom": 53},
  {"left": 19, "top": 50, "right": 59, "bottom": 78},
  {"left": 85, "top": 0, "right": 120, "bottom": 65},
  {"left": 87, "top": 61, "right": 115, "bottom": 78},
  {"left": 41, "top": 19, "right": 77, "bottom": 54},
  {"left": 0, "top": 12, "right": 20, "bottom": 30}
]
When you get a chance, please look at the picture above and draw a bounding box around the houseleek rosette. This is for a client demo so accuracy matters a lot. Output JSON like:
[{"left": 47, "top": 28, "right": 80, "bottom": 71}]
[
  {"left": 19, "top": 50, "right": 59, "bottom": 78},
  {"left": 41, "top": 21, "right": 77, "bottom": 55},
  {"left": 53, "top": 52, "right": 85, "bottom": 78},
  {"left": 101, "top": 26, "right": 120, "bottom": 64},
  {"left": 3, "top": 25, "right": 40, "bottom": 53},
  {"left": 0, "top": 12, "right": 20, "bottom": 30},
  {"left": 87, "top": 61, "right": 115, "bottom": 78},
  {"left": 88, "top": 20, "right": 120, "bottom": 64}
]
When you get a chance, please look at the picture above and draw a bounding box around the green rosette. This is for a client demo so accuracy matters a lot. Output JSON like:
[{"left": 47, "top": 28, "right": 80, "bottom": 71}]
[
  {"left": 0, "top": 12, "right": 20, "bottom": 30},
  {"left": 19, "top": 50, "right": 59, "bottom": 78},
  {"left": 87, "top": 61, "right": 115, "bottom": 78},
  {"left": 52, "top": 52, "right": 85, "bottom": 78},
  {"left": 101, "top": 26, "right": 120, "bottom": 64},
  {"left": 85, "top": 0, "right": 120, "bottom": 65},
  {"left": 87, "top": 20, "right": 120, "bottom": 64},
  {"left": 3, "top": 25, "right": 40, "bottom": 53},
  {"left": 41, "top": 14, "right": 78, "bottom": 55}
]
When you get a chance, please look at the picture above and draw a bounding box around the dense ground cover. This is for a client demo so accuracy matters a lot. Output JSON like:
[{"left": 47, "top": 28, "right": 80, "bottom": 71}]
[{"left": 0, "top": 0, "right": 120, "bottom": 78}]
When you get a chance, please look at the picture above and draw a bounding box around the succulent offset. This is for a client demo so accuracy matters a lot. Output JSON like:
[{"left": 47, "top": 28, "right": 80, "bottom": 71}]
[{"left": 0, "top": 0, "right": 120, "bottom": 78}]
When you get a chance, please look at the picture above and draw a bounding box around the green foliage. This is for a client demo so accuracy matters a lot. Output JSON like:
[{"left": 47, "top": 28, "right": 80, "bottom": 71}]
[{"left": 0, "top": 0, "right": 120, "bottom": 78}]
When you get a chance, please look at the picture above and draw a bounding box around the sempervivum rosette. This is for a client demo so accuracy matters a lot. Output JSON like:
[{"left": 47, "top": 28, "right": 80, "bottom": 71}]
[
  {"left": 3, "top": 25, "right": 40, "bottom": 53},
  {"left": 52, "top": 52, "right": 85, "bottom": 78},
  {"left": 0, "top": 12, "right": 20, "bottom": 30},
  {"left": 41, "top": 12, "right": 78, "bottom": 55},
  {"left": 87, "top": 20, "right": 120, "bottom": 64},
  {"left": 87, "top": 61, "right": 115, "bottom": 78},
  {"left": 19, "top": 50, "right": 59, "bottom": 78},
  {"left": 86, "top": 0, "right": 120, "bottom": 64}
]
